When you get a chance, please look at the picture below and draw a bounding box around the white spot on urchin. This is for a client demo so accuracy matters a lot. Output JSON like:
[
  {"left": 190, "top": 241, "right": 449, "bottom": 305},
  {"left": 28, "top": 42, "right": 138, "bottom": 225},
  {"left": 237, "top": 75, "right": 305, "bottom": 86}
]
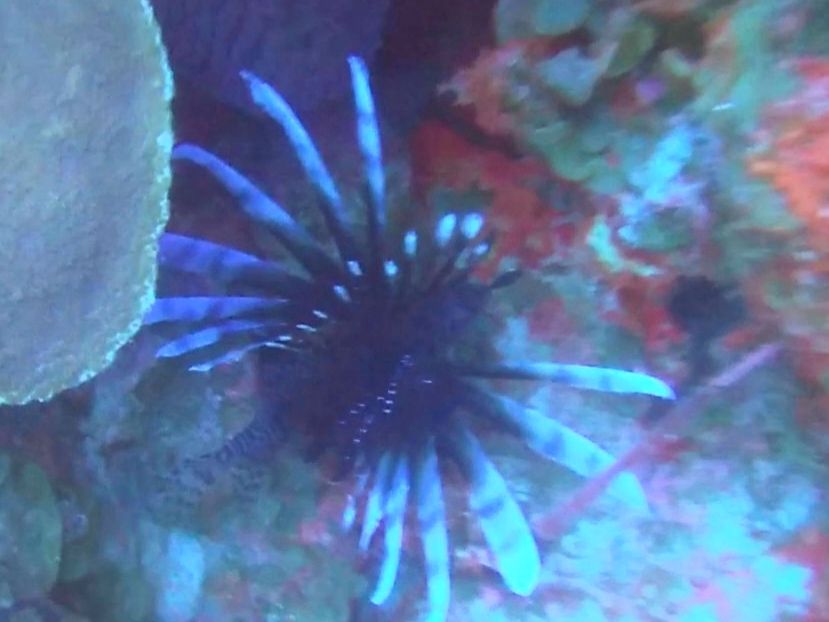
[
  {"left": 403, "top": 230, "right": 418, "bottom": 256},
  {"left": 461, "top": 213, "right": 484, "bottom": 239},
  {"left": 333, "top": 284, "right": 351, "bottom": 302},
  {"left": 384, "top": 260, "right": 399, "bottom": 278},
  {"left": 435, "top": 213, "right": 457, "bottom": 246}
]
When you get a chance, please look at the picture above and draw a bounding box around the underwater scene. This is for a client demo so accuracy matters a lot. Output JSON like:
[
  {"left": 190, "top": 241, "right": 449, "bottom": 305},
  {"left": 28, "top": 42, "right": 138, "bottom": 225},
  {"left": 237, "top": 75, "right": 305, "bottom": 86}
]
[{"left": 1, "top": 0, "right": 829, "bottom": 620}]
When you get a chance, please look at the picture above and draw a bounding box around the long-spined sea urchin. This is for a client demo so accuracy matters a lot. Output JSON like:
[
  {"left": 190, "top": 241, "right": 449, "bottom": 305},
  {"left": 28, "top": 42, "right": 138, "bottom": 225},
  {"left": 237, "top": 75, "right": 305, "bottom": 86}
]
[{"left": 146, "top": 57, "right": 674, "bottom": 622}]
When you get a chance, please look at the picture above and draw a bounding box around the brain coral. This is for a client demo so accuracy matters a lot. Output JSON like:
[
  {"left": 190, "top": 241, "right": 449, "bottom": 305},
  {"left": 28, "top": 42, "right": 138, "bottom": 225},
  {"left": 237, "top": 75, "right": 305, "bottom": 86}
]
[{"left": 0, "top": 0, "right": 173, "bottom": 404}]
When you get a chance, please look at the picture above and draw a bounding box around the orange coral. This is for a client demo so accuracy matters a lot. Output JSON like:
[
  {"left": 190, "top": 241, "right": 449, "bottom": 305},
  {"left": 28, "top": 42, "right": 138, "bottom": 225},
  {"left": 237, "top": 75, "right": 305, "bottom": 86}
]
[
  {"left": 438, "top": 38, "right": 571, "bottom": 138},
  {"left": 438, "top": 44, "right": 528, "bottom": 137},
  {"left": 410, "top": 121, "right": 575, "bottom": 278},
  {"left": 745, "top": 58, "right": 829, "bottom": 386},
  {"left": 749, "top": 58, "right": 829, "bottom": 249}
]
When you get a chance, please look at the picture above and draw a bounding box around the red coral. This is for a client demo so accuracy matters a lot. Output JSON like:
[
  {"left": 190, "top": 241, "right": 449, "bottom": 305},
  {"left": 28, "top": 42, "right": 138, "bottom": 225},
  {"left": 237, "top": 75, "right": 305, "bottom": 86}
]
[
  {"left": 439, "top": 44, "right": 529, "bottom": 137},
  {"left": 606, "top": 274, "right": 683, "bottom": 354},
  {"left": 410, "top": 121, "right": 577, "bottom": 278}
]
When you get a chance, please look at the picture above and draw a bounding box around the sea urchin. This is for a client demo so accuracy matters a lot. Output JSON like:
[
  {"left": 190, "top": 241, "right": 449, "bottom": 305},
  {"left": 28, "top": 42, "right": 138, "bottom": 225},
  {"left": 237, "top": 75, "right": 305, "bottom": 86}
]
[{"left": 146, "top": 57, "right": 674, "bottom": 622}]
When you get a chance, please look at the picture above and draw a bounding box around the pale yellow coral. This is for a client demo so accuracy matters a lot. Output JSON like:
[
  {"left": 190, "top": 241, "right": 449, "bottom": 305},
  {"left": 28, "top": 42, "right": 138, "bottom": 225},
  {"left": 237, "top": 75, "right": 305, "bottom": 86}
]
[{"left": 0, "top": 0, "right": 173, "bottom": 404}]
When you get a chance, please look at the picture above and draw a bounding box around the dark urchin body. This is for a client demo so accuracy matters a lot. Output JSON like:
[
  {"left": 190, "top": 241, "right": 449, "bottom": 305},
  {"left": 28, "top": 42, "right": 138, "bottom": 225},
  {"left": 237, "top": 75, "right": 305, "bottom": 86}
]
[
  {"left": 146, "top": 57, "right": 674, "bottom": 622},
  {"left": 299, "top": 261, "right": 492, "bottom": 475}
]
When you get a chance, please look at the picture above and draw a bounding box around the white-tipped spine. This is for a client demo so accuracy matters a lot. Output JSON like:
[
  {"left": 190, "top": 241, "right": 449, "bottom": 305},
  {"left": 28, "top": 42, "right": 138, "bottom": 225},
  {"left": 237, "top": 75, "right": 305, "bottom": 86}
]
[{"left": 435, "top": 213, "right": 457, "bottom": 247}]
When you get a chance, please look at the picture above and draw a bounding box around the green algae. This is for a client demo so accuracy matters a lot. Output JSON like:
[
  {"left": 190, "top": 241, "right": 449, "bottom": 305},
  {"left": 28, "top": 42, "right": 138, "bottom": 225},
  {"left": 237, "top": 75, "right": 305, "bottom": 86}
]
[
  {"left": 0, "top": 455, "right": 62, "bottom": 603},
  {"left": 495, "top": 0, "right": 590, "bottom": 43},
  {"left": 692, "top": 0, "right": 796, "bottom": 132},
  {"left": 586, "top": 215, "right": 660, "bottom": 277},
  {"left": 605, "top": 17, "right": 657, "bottom": 78}
]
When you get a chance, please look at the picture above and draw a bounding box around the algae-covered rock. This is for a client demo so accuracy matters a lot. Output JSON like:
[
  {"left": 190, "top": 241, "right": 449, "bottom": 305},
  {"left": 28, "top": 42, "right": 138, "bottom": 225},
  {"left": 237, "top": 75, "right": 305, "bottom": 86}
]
[
  {"left": 0, "top": 453, "right": 62, "bottom": 603},
  {"left": 0, "top": 0, "right": 173, "bottom": 404},
  {"left": 495, "top": 0, "right": 590, "bottom": 43},
  {"left": 605, "top": 17, "right": 657, "bottom": 78},
  {"left": 536, "top": 47, "right": 612, "bottom": 106},
  {"left": 618, "top": 195, "right": 695, "bottom": 253}
]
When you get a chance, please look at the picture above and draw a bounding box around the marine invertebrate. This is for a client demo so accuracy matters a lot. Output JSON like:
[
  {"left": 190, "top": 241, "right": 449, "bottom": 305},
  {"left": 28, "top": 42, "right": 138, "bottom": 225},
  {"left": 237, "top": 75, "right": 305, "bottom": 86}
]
[
  {"left": 0, "top": 0, "right": 172, "bottom": 404},
  {"left": 149, "top": 57, "right": 673, "bottom": 620}
]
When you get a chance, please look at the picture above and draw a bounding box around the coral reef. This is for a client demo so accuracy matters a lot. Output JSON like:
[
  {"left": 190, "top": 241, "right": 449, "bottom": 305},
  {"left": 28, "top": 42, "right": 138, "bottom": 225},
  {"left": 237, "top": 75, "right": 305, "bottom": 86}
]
[
  {"left": 2, "top": 1, "right": 829, "bottom": 621},
  {"left": 0, "top": 0, "right": 173, "bottom": 404},
  {"left": 147, "top": 56, "right": 671, "bottom": 622},
  {"left": 411, "top": 1, "right": 829, "bottom": 617}
]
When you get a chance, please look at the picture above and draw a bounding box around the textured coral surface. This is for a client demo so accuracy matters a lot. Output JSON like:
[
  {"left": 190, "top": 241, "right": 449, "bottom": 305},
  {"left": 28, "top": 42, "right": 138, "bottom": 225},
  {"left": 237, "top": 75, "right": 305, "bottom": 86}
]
[{"left": 0, "top": 0, "right": 172, "bottom": 404}]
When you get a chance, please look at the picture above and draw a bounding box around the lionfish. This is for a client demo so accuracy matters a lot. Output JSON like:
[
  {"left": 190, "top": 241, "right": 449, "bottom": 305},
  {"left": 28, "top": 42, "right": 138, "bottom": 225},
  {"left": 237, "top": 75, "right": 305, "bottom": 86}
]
[{"left": 146, "top": 57, "right": 673, "bottom": 621}]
